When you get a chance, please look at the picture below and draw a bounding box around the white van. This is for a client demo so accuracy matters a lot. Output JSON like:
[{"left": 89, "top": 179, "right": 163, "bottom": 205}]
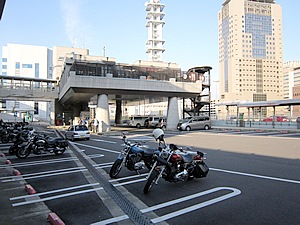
[
  {"left": 127, "top": 115, "right": 149, "bottom": 128},
  {"left": 177, "top": 116, "right": 211, "bottom": 131},
  {"left": 145, "top": 116, "right": 167, "bottom": 129}
]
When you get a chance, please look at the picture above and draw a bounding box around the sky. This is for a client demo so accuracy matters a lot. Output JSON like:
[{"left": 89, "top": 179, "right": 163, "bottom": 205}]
[{"left": 0, "top": 0, "right": 299, "bottom": 85}]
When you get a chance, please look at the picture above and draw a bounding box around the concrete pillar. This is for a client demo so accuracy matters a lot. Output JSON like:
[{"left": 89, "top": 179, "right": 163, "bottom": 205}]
[
  {"left": 96, "top": 94, "right": 110, "bottom": 132},
  {"left": 49, "top": 100, "right": 55, "bottom": 125},
  {"left": 115, "top": 95, "right": 122, "bottom": 125},
  {"left": 167, "top": 97, "right": 179, "bottom": 130}
]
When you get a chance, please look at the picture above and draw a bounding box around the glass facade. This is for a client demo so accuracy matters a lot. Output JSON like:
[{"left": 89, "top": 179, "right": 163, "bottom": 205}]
[
  {"left": 70, "top": 61, "right": 183, "bottom": 82},
  {"left": 245, "top": 14, "right": 272, "bottom": 59},
  {"left": 222, "top": 17, "right": 229, "bottom": 92}
]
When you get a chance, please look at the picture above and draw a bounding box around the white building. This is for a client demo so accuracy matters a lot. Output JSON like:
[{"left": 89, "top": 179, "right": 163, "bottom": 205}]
[
  {"left": 218, "top": 0, "right": 283, "bottom": 117},
  {"left": 1, "top": 43, "right": 53, "bottom": 121},
  {"left": 145, "top": 0, "right": 165, "bottom": 61},
  {"left": 283, "top": 61, "right": 300, "bottom": 99}
]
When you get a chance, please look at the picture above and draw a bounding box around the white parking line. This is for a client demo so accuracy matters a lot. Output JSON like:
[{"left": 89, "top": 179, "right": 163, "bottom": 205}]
[
  {"left": 1, "top": 167, "right": 87, "bottom": 182},
  {"left": 211, "top": 168, "right": 300, "bottom": 184},
  {"left": 85, "top": 154, "right": 104, "bottom": 159},
  {"left": 10, "top": 183, "right": 101, "bottom": 200},
  {"left": 91, "top": 139, "right": 117, "bottom": 144},
  {"left": 92, "top": 187, "right": 241, "bottom": 225},
  {"left": 0, "top": 157, "right": 78, "bottom": 168},
  {"left": 12, "top": 187, "right": 103, "bottom": 207},
  {"left": 74, "top": 143, "right": 119, "bottom": 154},
  {"left": 151, "top": 187, "right": 241, "bottom": 223}
]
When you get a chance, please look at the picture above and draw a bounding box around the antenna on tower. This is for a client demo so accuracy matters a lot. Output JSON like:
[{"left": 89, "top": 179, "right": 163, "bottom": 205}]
[{"left": 103, "top": 46, "right": 106, "bottom": 57}]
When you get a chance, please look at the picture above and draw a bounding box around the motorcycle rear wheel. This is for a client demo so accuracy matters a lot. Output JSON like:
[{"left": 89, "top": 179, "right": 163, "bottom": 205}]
[
  {"left": 16, "top": 147, "right": 30, "bottom": 159},
  {"left": 143, "top": 170, "right": 159, "bottom": 194},
  {"left": 109, "top": 159, "right": 123, "bottom": 178},
  {"left": 9, "top": 146, "right": 16, "bottom": 155}
]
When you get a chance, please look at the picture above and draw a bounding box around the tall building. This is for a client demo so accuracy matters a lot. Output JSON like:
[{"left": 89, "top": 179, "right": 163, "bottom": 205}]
[
  {"left": 218, "top": 0, "right": 283, "bottom": 116},
  {"left": 145, "top": 0, "right": 165, "bottom": 61}
]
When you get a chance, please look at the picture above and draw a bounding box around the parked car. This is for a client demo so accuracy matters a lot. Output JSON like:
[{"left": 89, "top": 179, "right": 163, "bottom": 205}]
[
  {"left": 144, "top": 116, "right": 167, "bottom": 129},
  {"left": 262, "top": 116, "right": 289, "bottom": 122},
  {"left": 65, "top": 125, "right": 90, "bottom": 141},
  {"left": 177, "top": 116, "right": 211, "bottom": 131},
  {"left": 127, "top": 115, "right": 149, "bottom": 128}
]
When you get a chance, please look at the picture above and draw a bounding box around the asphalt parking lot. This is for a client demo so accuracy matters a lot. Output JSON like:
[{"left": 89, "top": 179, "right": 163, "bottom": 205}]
[{"left": 1, "top": 125, "right": 299, "bottom": 225}]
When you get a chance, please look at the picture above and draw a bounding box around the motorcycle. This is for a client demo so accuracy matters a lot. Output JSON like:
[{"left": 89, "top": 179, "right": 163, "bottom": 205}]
[
  {"left": 15, "top": 133, "right": 68, "bottom": 159},
  {"left": 8, "top": 132, "right": 29, "bottom": 155},
  {"left": 143, "top": 128, "right": 209, "bottom": 194},
  {"left": 109, "top": 133, "right": 160, "bottom": 178}
]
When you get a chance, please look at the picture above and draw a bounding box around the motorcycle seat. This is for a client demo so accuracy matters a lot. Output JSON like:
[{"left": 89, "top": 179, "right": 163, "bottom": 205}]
[{"left": 176, "top": 151, "right": 197, "bottom": 163}]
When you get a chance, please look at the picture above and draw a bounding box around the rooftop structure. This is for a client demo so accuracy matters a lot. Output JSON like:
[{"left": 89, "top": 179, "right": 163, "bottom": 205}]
[{"left": 145, "top": 0, "right": 165, "bottom": 61}]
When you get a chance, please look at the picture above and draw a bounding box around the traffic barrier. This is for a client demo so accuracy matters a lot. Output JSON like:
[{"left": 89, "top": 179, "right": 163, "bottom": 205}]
[
  {"left": 47, "top": 213, "right": 65, "bottom": 225},
  {"left": 5, "top": 160, "right": 11, "bottom": 164},
  {"left": 25, "top": 184, "right": 36, "bottom": 195},
  {"left": 13, "top": 169, "right": 21, "bottom": 176}
]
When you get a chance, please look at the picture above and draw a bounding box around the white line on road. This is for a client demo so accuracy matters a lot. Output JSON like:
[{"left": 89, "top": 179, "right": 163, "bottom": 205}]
[
  {"left": 211, "top": 168, "right": 300, "bottom": 184},
  {"left": 1, "top": 167, "right": 87, "bottom": 182},
  {"left": 0, "top": 157, "right": 78, "bottom": 168},
  {"left": 92, "top": 187, "right": 241, "bottom": 225},
  {"left": 91, "top": 139, "right": 117, "bottom": 144},
  {"left": 12, "top": 187, "right": 103, "bottom": 207},
  {"left": 74, "top": 142, "right": 119, "bottom": 154},
  {"left": 151, "top": 187, "right": 241, "bottom": 223},
  {"left": 10, "top": 183, "right": 101, "bottom": 200},
  {"left": 85, "top": 154, "right": 104, "bottom": 159}
]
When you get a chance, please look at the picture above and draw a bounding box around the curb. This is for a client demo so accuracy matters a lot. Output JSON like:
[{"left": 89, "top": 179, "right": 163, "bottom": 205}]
[
  {"left": 47, "top": 212, "right": 65, "bottom": 225},
  {"left": 25, "top": 184, "right": 37, "bottom": 195}
]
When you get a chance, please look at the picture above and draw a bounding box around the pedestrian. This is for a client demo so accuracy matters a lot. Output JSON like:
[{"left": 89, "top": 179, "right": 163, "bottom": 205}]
[{"left": 93, "top": 119, "right": 98, "bottom": 133}]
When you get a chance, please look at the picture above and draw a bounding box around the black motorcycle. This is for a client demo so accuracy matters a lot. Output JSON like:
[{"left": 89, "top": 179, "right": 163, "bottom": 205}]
[
  {"left": 15, "top": 133, "right": 68, "bottom": 159},
  {"left": 109, "top": 133, "right": 160, "bottom": 178},
  {"left": 143, "top": 132, "right": 209, "bottom": 194}
]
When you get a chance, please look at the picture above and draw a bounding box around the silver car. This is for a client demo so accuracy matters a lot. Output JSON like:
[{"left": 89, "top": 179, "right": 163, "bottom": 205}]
[
  {"left": 177, "top": 116, "right": 211, "bottom": 131},
  {"left": 65, "top": 125, "right": 90, "bottom": 141}
]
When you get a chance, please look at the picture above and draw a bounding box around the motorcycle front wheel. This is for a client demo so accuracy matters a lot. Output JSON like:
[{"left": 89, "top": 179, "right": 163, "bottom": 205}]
[
  {"left": 15, "top": 147, "right": 30, "bottom": 159},
  {"left": 1, "top": 137, "right": 9, "bottom": 143},
  {"left": 143, "top": 169, "right": 159, "bottom": 194},
  {"left": 109, "top": 159, "right": 123, "bottom": 178},
  {"left": 54, "top": 148, "right": 65, "bottom": 155}
]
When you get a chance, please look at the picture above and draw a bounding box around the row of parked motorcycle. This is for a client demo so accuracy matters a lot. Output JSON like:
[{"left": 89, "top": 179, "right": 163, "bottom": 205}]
[
  {"left": 0, "top": 120, "right": 68, "bottom": 159},
  {"left": 109, "top": 128, "right": 209, "bottom": 194},
  {"left": 1, "top": 120, "right": 208, "bottom": 193}
]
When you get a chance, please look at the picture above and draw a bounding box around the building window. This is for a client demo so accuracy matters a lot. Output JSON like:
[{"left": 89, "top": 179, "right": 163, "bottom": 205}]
[
  {"left": 15, "top": 62, "right": 20, "bottom": 69},
  {"left": 35, "top": 63, "right": 39, "bottom": 79},
  {"left": 2, "top": 58, "right": 7, "bottom": 62},
  {"left": 1, "top": 100, "right": 6, "bottom": 108},
  {"left": 2, "top": 65, "right": 7, "bottom": 69},
  {"left": 22, "top": 64, "right": 33, "bottom": 68}
]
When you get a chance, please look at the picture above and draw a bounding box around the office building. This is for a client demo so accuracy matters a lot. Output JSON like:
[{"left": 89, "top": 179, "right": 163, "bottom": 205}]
[
  {"left": 218, "top": 0, "right": 283, "bottom": 117},
  {"left": 283, "top": 61, "right": 300, "bottom": 99},
  {"left": 1, "top": 43, "right": 52, "bottom": 121}
]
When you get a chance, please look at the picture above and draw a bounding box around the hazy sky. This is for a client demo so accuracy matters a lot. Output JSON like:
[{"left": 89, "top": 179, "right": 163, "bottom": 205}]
[{"left": 0, "top": 0, "right": 299, "bottom": 84}]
